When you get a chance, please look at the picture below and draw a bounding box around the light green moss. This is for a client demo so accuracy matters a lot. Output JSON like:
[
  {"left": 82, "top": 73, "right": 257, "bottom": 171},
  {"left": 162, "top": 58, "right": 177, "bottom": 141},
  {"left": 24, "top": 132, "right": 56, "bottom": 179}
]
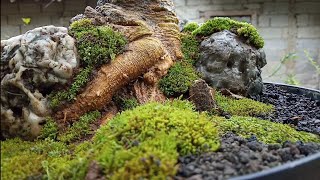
[
  {"left": 212, "top": 116, "right": 320, "bottom": 144},
  {"left": 159, "top": 62, "right": 199, "bottom": 96},
  {"left": 1, "top": 138, "right": 69, "bottom": 180},
  {"left": 192, "top": 17, "right": 264, "bottom": 48},
  {"left": 215, "top": 92, "right": 274, "bottom": 116},
  {"left": 58, "top": 111, "right": 101, "bottom": 143},
  {"left": 183, "top": 22, "right": 199, "bottom": 33},
  {"left": 93, "top": 100, "right": 220, "bottom": 178},
  {"left": 94, "top": 100, "right": 219, "bottom": 155}
]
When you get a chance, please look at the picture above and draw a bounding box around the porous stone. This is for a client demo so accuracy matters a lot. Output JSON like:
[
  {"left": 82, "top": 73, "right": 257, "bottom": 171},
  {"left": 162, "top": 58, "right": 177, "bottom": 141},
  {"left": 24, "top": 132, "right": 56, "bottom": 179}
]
[
  {"left": 1, "top": 26, "right": 78, "bottom": 139},
  {"left": 189, "top": 79, "right": 217, "bottom": 112},
  {"left": 196, "top": 30, "right": 267, "bottom": 97}
]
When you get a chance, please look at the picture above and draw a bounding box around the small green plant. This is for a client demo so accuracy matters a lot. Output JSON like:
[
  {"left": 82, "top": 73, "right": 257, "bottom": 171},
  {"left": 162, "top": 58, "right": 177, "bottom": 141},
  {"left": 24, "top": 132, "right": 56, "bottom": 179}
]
[
  {"left": 215, "top": 92, "right": 274, "bottom": 116},
  {"left": 212, "top": 116, "right": 320, "bottom": 144},
  {"left": 192, "top": 17, "right": 264, "bottom": 48},
  {"left": 58, "top": 111, "right": 101, "bottom": 143},
  {"left": 285, "top": 74, "right": 300, "bottom": 86},
  {"left": 159, "top": 62, "right": 199, "bottom": 96},
  {"left": 305, "top": 50, "right": 320, "bottom": 74}
]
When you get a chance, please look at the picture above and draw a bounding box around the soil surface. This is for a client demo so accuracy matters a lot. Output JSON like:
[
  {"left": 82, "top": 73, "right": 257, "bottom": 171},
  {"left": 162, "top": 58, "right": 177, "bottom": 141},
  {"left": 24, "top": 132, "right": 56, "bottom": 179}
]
[
  {"left": 175, "top": 133, "right": 320, "bottom": 180},
  {"left": 254, "top": 84, "right": 320, "bottom": 135}
]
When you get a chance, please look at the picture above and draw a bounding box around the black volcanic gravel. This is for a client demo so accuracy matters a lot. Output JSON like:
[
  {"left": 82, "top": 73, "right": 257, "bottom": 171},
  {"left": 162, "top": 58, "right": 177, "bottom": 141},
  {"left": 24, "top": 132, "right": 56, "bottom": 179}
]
[
  {"left": 175, "top": 133, "right": 320, "bottom": 180},
  {"left": 253, "top": 84, "right": 320, "bottom": 135}
]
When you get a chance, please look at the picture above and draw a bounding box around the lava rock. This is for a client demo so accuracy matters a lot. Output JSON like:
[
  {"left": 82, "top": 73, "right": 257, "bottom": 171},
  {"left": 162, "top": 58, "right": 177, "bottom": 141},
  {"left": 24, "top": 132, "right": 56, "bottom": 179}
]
[
  {"left": 255, "top": 84, "right": 320, "bottom": 135},
  {"left": 196, "top": 30, "right": 267, "bottom": 97},
  {"left": 176, "top": 133, "right": 320, "bottom": 180},
  {"left": 189, "top": 79, "right": 217, "bottom": 112}
]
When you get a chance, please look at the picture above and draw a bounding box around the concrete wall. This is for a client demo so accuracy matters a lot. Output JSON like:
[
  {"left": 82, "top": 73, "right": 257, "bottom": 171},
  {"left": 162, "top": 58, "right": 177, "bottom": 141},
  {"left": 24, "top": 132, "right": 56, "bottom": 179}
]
[
  {"left": 174, "top": 0, "right": 320, "bottom": 89},
  {"left": 1, "top": 0, "right": 96, "bottom": 39},
  {"left": 1, "top": 0, "right": 319, "bottom": 89}
]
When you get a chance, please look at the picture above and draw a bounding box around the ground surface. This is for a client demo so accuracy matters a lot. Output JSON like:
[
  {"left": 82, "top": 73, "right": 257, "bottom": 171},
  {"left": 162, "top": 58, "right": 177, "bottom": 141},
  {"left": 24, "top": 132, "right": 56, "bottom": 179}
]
[{"left": 256, "top": 84, "right": 320, "bottom": 135}]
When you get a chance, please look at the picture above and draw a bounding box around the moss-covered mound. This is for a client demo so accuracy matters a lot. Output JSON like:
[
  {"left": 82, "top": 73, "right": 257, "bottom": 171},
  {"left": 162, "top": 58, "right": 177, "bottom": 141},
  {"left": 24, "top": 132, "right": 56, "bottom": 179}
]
[
  {"left": 1, "top": 100, "right": 220, "bottom": 179},
  {"left": 212, "top": 116, "right": 320, "bottom": 144},
  {"left": 215, "top": 92, "right": 274, "bottom": 116},
  {"left": 192, "top": 17, "right": 264, "bottom": 48}
]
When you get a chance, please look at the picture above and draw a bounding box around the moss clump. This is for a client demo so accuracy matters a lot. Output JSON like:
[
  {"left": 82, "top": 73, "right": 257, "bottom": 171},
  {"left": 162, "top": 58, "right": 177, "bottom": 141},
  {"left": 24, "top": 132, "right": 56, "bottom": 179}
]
[
  {"left": 69, "top": 18, "right": 127, "bottom": 66},
  {"left": 92, "top": 100, "right": 220, "bottom": 178},
  {"left": 94, "top": 100, "right": 219, "bottom": 155},
  {"left": 114, "top": 96, "right": 139, "bottom": 111},
  {"left": 182, "top": 22, "right": 199, "bottom": 33},
  {"left": 215, "top": 92, "right": 274, "bottom": 116},
  {"left": 58, "top": 111, "right": 101, "bottom": 143},
  {"left": 38, "top": 117, "right": 59, "bottom": 140},
  {"left": 159, "top": 62, "right": 199, "bottom": 96},
  {"left": 192, "top": 17, "right": 264, "bottom": 48},
  {"left": 212, "top": 116, "right": 320, "bottom": 144},
  {"left": 181, "top": 33, "right": 200, "bottom": 65}
]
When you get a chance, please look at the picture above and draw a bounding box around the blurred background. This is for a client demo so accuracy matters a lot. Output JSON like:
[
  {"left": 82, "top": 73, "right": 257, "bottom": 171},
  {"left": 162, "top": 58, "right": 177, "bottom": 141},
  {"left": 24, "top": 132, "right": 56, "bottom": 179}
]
[{"left": 1, "top": 0, "right": 320, "bottom": 89}]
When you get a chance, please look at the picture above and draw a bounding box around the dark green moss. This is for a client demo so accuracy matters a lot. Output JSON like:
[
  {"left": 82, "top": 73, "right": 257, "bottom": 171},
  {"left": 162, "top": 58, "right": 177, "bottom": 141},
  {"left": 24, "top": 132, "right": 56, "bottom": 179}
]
[
  {"left": 113, "top": 96, "right": 139, "bottom": 111},
  {"left": 49, "top": 66, "right": 93, "bottom": 108},
  {"left": 181, "top": 33, "right": 200, "bottom": 65},
  {"left": 70, "top": 18, "right": 127, "bottom": 67},
  {"left": 159, "top": 62, "right": 199, "bottom": 96},
  {"left": 215, "top": 92, "right": 274, "bottom": 116},
  {"left": 192, "top": 17, "right": 264, "bottom": 48},
  {"left": 212, "top": 116, "right": 320, "bottom": 144},
  {"left": 58, "top": 111, "right": 101, "bottom": 143},
  {"left": 38, "top": 117, "right": 59, "bottom": 140},
  {"left": 182, "top": 22, "right": 199, "bottom": 33}
]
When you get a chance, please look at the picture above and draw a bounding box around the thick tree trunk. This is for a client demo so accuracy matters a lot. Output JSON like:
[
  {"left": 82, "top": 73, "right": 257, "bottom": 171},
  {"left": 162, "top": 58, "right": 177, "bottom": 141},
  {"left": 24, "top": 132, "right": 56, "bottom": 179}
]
[{"left": 56, "top": 0, "right": 182, "bottom": 121}]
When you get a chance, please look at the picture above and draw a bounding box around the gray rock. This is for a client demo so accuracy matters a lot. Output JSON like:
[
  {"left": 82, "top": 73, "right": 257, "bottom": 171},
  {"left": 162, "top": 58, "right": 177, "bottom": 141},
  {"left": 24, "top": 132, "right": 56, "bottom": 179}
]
[
  {"left": 1, "top": 26, "right": 78, "bottom": 139},
  {"left": 196, "top": 30, "right": 267, "bottom": 96}
]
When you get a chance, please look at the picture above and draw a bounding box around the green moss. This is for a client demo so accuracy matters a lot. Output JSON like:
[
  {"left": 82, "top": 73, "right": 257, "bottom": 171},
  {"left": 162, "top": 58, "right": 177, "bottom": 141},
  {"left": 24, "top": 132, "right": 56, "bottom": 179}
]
[
  {"left": 38, "top": 117, "right": 59, "bottom": 140},
  {"left": 192, "top": 17, "right": 264, "bottom": 48},
  {"left": 212, "top": 116, "right": 320, "bottom": 144},
  {"left": 182, "top": 22, "right": 199, "bottom": 33},
  {"left": 159, "top": 62, "right": 199, "bottom": 96},
  {"left": 215, "top": 92, "right": 274, "bottom": 116},
  {"left": 69, "top": 18, "right": 127, "bottom": 66},
  {"left": 114, "top": 96, "right": 139, "bottom": 111},
  {"left": 49, "top": 66, "right": 93, "bottom": 108},
  {"left": 49, "top": 19, "right": 127, "bottom": 108},
  {"left": 92, "top": 100, "right": 219, "bottom": 178},
  {"left": 58, "top": 111, "right": 101, "bottom": 143},
  {"left": 94, "top": 100, "right": 219, "bottom": 155},
  {"left": 1, "top": 138, "right": 69, "bottom": 180},
  {"left": 111, "top": 133, "right": 178, "bottom": 179},
  {"left": 181, "top": 33, "right": 200, "bottom": 65}
]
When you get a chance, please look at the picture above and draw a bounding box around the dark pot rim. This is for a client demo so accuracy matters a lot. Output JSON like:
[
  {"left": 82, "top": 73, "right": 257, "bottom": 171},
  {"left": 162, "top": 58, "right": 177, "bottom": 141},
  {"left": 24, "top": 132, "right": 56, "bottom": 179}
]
[{"left": 230, "top": 82, "right": 320, "bottom": 180}]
